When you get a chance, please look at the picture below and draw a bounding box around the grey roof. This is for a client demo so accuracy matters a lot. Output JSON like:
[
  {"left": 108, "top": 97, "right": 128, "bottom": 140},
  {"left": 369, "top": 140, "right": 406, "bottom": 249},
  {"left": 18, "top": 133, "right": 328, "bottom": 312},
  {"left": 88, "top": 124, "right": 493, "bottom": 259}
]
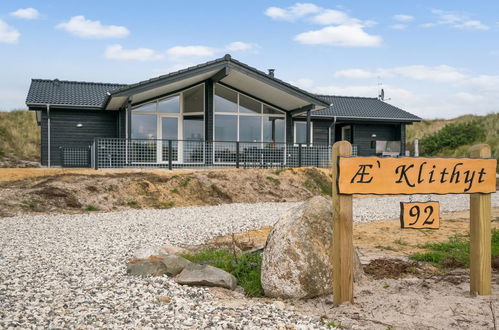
[
  {"left": 107, "top": 54, "right": 330, "bottom": 108},
  {"left": 26, "top": 79, "right": 127, "bottom": 108},
  {"left": 309, "top": 95, "right": 421, "bottom": 122}
]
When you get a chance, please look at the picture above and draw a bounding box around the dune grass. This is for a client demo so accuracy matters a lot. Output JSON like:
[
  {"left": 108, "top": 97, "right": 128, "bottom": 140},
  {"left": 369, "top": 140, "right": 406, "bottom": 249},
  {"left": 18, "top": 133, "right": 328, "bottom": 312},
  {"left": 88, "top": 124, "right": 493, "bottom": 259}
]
[
  {"left": 406, "top": 113, "right": 498, "bottom": 171},
  {"left": 0, "top": 110, "right": 39, "bottom": 161}
]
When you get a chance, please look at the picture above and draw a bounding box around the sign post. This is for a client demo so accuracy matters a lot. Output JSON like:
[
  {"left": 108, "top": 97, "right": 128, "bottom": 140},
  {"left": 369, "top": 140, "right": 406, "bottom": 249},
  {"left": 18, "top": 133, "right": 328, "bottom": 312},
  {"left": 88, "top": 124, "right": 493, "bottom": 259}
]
[
  {"left": 469, "top": 144, "right": 492, "bottom": 295},
  {"left": 332, "top": 141, "right": 496, "bottom": 303},
  {"left": 332, "top": 141, "right": 354, "bottom": 305}
]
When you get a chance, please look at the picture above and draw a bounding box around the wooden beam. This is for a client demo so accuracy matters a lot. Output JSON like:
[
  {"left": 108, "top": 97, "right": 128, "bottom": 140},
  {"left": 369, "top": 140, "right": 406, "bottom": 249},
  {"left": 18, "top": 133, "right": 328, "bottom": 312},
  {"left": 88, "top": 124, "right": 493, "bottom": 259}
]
[
  {"left": 306, "top": 110, "right": 311, "bottom": 146},
  {"left": 290, "top": 104, "right": 314, "bottom": 116},
  {"left": 211, "top": 66, "right": 230, "bottom": 83},
  {"left": 332, "top": 141, "right": 354, "bottom": 305},
  {"left": 469, "top": 144, "right": 492, "bottom": 296}
]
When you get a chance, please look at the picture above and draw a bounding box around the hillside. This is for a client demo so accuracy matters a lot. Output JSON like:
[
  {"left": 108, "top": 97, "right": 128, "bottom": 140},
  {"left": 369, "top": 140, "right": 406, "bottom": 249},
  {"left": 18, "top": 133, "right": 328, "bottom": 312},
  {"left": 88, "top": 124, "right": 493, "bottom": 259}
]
[
  {"left": 406, "top": 113, "right": 498, "bottom": 165},
  {"left": 0, "top": 110, "right": 40, "bottom": 167}
]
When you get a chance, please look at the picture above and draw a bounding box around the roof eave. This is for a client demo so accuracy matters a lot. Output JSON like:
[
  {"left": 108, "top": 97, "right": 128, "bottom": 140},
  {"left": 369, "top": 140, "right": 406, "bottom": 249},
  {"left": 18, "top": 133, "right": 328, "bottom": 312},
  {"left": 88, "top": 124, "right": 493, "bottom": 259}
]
[{"left": 26, "top": 102, "right": 103, "bottom": 110}]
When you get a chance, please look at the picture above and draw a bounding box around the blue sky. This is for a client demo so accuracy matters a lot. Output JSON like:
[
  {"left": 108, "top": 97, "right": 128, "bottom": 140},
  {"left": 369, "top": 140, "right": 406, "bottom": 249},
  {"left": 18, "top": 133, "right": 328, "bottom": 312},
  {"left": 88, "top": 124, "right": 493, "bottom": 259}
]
[{"left": 1, "top": 1, "right": 499, "bottom": 119}]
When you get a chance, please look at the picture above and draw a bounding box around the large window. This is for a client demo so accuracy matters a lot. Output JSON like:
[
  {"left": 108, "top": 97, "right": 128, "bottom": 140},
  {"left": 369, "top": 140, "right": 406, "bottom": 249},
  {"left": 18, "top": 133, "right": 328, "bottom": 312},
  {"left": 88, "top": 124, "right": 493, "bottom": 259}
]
[
  {"left": 214, "top": 84, "right": 285, "bottom": 143},
  {"left": 131, "top": 114, "right": 156, "bottom": 139},
  {"left": 131, "top": 84, "right": 204, "bottom": 140},
  {"left": 294, "top": 122, "right": 312, "bottom": 144},
  {"left": 215, "top": 115, "right": 237, "bottom": 141}
]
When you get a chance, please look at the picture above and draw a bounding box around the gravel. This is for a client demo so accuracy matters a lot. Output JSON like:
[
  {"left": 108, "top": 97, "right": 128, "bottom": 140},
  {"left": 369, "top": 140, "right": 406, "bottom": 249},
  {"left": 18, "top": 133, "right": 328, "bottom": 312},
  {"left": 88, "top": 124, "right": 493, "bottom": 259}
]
[{"left": 1, "top": 194, "right": 497, "bottom": 328}]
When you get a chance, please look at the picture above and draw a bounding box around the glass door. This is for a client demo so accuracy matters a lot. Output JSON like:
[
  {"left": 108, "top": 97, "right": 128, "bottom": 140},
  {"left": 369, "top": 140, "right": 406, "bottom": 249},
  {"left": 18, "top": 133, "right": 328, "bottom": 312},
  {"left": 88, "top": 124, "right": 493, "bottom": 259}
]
[{"left": 159, "top": 116, "right": 181, "bottom": 163}]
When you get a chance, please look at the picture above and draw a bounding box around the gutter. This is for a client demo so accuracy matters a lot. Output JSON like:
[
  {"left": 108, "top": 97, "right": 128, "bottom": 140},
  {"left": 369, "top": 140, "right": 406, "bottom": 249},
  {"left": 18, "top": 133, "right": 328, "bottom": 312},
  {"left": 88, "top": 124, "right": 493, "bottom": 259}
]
[
  {"left": 46, "top": 104, "right": 51, "bottom": 168},
  {"left": 27, "top": 103, "right": 102, "bottom": 110},
  {"left": 311, "top": 114, "right": 421, "bottom": 122},
  {"left": 328, "top": 115, "right": 337, "bottom": 145}
]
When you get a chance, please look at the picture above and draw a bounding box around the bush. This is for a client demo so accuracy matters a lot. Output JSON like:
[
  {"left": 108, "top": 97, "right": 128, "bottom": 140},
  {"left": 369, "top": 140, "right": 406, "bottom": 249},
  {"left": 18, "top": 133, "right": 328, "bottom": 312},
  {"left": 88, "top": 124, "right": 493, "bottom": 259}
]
[{"left": 420, "top": 121, "right": 486, "bottom": 156}]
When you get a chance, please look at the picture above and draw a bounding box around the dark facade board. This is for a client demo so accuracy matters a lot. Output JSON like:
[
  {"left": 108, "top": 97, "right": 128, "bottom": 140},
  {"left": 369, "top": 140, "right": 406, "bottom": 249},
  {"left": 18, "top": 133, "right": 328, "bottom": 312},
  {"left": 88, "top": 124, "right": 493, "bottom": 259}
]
[{"left": 40, "top": 109, "right": 118, "bottom": 166}]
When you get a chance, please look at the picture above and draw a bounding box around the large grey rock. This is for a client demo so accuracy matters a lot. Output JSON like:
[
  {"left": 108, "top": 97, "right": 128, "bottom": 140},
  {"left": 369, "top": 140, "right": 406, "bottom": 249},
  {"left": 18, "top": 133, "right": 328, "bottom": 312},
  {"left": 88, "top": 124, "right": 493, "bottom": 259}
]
[
  {"left": 261, "top": 196, "right": 363, "bottom": 299},
  {"left": 176, "top": 264, "right": 237, "bottom": 290},
  {"left": 126, "top": 260, "right": 168, "bottom": 277},
  {"left": 161, "top": 255, "right": 192, "bottom": 276}
]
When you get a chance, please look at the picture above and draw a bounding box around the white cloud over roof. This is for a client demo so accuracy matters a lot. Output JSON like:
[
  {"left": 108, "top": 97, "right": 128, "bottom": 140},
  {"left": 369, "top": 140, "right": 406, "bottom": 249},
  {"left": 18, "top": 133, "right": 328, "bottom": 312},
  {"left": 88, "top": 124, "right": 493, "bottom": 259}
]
[
  {"left": 0, "top": 20, "right": 20, "bottom": 43},
  {"left": 56, "top": 16, "right": 130, "bottom": 39},
  {"left": 10, "top": 8, "right": 40, "bottom": 20}
]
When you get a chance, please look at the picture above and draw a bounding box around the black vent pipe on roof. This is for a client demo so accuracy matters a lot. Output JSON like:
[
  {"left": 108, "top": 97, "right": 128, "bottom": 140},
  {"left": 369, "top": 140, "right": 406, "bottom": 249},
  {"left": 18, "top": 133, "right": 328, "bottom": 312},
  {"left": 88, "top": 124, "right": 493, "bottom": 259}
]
[{"left": 268, "top": 69, "right": 275, "bottom": 77}]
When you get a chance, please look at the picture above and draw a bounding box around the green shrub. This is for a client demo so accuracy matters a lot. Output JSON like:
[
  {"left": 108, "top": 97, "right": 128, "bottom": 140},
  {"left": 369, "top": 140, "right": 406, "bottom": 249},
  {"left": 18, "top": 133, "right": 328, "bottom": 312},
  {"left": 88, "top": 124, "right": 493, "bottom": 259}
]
[{"left": 420, "top": 121, "right": 486, "bottom": 156}]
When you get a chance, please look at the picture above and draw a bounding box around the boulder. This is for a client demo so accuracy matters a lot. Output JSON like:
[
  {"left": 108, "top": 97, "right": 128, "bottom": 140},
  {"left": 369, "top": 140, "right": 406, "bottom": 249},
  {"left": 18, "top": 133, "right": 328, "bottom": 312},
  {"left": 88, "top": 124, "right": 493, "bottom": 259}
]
[
  {"left": 161, "top": 255, "right": 192, "bottom": 276},
  {"left": 261, "top": 196, "right": 363, "bottom": 299},
  {"left": 127, "top": 258, "right": 168, "bottom": 277},
  {"left": 176, "top": 264, "right": 237, "bottom": 290}
]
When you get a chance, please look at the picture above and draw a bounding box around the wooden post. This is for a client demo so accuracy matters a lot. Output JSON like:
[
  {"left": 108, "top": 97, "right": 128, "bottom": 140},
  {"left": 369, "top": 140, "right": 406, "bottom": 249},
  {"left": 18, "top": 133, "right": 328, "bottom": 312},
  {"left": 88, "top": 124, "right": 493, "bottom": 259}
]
[
  {"left": 469, "top": 144, "right": 492, "bottom": 295},
  {"left": 332, "top": 141, "right": 353, "bottom": 304}
]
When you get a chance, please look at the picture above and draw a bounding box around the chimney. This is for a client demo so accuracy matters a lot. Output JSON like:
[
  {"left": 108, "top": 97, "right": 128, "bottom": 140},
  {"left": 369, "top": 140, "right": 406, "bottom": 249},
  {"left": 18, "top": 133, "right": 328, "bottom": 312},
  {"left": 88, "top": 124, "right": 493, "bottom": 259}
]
[{"left": 268, "top": 69, "right": 275, "bottom": 77}]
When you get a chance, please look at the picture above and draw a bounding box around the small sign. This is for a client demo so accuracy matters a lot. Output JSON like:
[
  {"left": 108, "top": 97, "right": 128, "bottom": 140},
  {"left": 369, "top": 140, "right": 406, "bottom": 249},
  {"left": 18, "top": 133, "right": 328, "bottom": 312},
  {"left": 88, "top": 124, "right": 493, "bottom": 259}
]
[
  {"left": 400, "top": 201, "right": 440, "bottom": 229},
  {"left": 338, "top": 157, "right": 497, "bottom": 195}
]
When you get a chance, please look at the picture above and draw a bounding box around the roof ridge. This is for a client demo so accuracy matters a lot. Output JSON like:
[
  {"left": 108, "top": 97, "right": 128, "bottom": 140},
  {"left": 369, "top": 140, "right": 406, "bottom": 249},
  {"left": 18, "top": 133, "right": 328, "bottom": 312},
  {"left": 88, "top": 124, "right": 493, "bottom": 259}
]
[
  {"left": 316, "top": 94, "right": 378, "bottom": 100},
  {"left": 31, "top": 78, "right": 128, "bottom": 87}
]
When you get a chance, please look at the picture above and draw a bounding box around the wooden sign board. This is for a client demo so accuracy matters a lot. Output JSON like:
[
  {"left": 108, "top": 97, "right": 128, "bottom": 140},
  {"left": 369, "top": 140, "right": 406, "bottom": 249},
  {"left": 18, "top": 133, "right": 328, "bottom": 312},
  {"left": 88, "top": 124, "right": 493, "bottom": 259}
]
[
  {"left": 338, "top": 157, "right": 496, "bottom": 195},
  {"left": 400, "top": 201, "right": 440, "bottom": 229}
]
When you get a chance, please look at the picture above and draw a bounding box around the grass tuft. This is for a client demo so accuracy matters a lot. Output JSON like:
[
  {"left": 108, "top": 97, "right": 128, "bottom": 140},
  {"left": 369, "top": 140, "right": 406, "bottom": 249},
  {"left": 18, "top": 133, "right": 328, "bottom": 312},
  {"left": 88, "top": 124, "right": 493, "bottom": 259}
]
[
  {"left": 181, "top": 249, "right": 264, "bottom": 297},
  {"left": 127, "top": 200, "right": 140, "bottom": 208},
  {"left": 84, "top": 205, "right": 99, "bottom": 212},
  {"left": 266, "top": 176, "right": 281, "bottom": 185},
  {"left": 410, "top": 229, "right": 499, "bottom": 269}
]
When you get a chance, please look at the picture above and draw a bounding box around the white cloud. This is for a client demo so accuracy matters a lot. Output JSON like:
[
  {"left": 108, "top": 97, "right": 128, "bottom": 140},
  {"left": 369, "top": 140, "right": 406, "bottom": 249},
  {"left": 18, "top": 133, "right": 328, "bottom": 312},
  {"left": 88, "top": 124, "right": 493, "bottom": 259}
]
[
  {"left": 311, "top": 9, "right": 352, "bottom": 25},
  {"left": 166, "top": 45, "right": 219, "bottom": 58},
  {"left": 265, "top": 3, "right": 321, "bottom": 21},
  {"left": 10, "top": 8, "right": 39, "bottom": 20},
  {"left": 105, "top": 40, "right": 257, "bottom": 62},
  {"left": 0, "top": 20, "right": 20, "bottom": 43},
  {"left": 333, "top": 65, "right": 467, "bottom": 83},
  {"left": 56, "top": 16, "right": 130, "bottom": 39},
  {"left": 290, "top": 78, "right": 315, "bottom": 89},
  {"left": 265, "top": 3, "right": 381, "bottom": 47},
  {"left": 334, "top": 69, "right": 376, "bottom": 79},
  {"left": 455, "top": 92, "right": 484, "bottom": 103},
  {"left": 225, "top": 41, "right": 257, "bottom": 52},
  {"left": 422, "top": 9, "right": 489, "bottom": 30},
  {"left": 390, "top": 24, "right": 408, "bottom": 30},
  {"left": 105, "top": 44, "right": 164, "bottom": 61},
  {"left": 295, "top": 24, "right": 382, "bottom": 47},
  {"left": 454, "top": 20, "right": 489, "bottom": 30},
  {"left": 393, "top": 14, "right": 414, "bottom": 22},
  {"left": 386, "top": 65, "right": 467, "bottom": 82}
]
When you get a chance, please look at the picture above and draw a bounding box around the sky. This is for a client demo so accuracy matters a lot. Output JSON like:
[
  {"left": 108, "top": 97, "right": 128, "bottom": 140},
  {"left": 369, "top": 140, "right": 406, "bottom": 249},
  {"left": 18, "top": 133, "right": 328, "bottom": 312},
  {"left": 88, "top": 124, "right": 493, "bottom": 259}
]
[{"left": 1, "top": 1, "right": 499, "bottom": 119}]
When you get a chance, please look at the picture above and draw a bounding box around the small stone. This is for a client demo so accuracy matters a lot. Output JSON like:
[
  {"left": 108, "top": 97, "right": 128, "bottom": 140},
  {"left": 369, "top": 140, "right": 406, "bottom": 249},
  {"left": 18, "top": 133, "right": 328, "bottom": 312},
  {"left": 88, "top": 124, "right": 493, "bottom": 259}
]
[
  {"left": 158, "top": 296, "right": 170, "bottom": 303},
  {"left": 176, "top": 264, "right": 237, "bottom": 290},
  {"left": 160, "top": 255, "right": 192, "bottom": 276},
  {"left": 161, "top": 244, "right": 190, "bottom": 255},
  {"left": 126, "top": 257, "right": 168, "bottom": 276}
]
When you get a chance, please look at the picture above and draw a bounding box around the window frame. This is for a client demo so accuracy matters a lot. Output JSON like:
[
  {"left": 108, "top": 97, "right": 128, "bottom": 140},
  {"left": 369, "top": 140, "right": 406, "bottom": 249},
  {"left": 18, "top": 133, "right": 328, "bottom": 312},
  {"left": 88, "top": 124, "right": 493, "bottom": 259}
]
[
  {"left": 213, "top": 83, "right": 286, "bottom": 143},
  {"left": 293, "top": 121, "right": 313, "bottom": 145}
]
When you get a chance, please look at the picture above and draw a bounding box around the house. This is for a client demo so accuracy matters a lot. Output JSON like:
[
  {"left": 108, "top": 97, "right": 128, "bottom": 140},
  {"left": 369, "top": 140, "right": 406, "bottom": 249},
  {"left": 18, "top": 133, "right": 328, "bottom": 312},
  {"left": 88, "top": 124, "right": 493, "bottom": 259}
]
[{"left": 26, "top": 54, "right": 421, "bottom": 168}]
